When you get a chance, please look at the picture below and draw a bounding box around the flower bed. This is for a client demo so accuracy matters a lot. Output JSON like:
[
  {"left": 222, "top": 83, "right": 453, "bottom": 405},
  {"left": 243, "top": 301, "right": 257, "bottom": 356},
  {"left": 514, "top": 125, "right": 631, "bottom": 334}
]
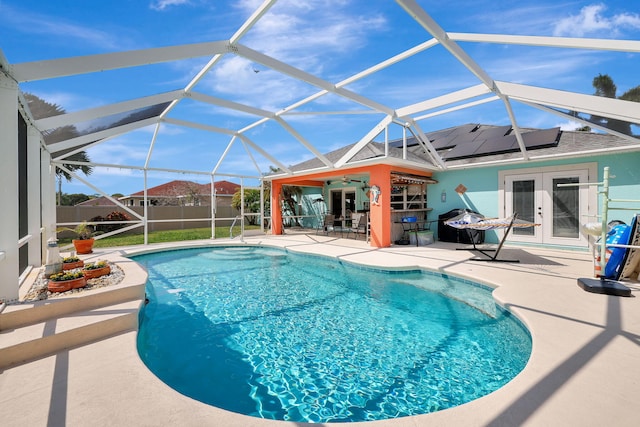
[
  {"left": 62, "top": 256, "right": 84, "bottom": 270},
  {"left": 48, "top": 270, "right": 87, "bottom": 293},
  {"left": 82, "top": 261, "right": 111, "bottom": 279}
]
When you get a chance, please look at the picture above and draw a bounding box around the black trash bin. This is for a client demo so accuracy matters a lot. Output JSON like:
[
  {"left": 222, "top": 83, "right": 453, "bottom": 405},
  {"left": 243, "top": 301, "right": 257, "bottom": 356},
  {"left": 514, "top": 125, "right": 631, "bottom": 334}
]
[{"left": 438, "top": 208, "right": 485, "bottom": 244}]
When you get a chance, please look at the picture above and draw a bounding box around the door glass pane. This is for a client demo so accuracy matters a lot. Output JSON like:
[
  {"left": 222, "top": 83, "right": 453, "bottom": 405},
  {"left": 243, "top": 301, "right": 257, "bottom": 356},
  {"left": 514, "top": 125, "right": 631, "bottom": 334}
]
[
  {"left": 331, "top": 191, "right": 342, "bottom": 217},
  {"left": 345, "top": 191, "right": 356, "bottom": 217},
  {"left": 553, "top": 177, "right": 579, "bottom": 238},
  {"left": 512, "top": 180, "right": 535, "bottom": 236}
]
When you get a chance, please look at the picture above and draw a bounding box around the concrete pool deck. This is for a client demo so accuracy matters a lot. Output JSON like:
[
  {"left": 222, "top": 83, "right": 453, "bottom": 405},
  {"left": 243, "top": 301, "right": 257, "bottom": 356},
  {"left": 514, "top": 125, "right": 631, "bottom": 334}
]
[{"left": 1, "top": 234, "right": 639, "bottom": 426}]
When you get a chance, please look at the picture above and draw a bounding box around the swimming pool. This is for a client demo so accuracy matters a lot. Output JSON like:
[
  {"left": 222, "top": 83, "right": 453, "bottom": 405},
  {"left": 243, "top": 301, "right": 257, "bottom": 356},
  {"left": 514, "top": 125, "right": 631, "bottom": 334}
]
[{"left": 134, "top": 246, "right": 531, "bottom": 423}]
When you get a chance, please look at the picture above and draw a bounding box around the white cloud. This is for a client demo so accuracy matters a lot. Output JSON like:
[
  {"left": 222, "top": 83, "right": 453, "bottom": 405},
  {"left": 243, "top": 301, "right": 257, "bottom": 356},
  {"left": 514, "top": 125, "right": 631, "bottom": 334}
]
[
  {"left": 555, "top": 120, "right": 585, "bottom": 131},
  {"left": 87, "top": 139, "right": 149, "bottom": 166},
  {"left": 553, "top": 4, "right": 640, "bottom": 37},
  {"left": 208, "top": 56, "right": 316, "bottom": 111},
  {"left": 197, "top": 1, "right": 387, "bottom": 114},
  {"left": 150, "top": 0, "right": 191, "bottom": 11}
]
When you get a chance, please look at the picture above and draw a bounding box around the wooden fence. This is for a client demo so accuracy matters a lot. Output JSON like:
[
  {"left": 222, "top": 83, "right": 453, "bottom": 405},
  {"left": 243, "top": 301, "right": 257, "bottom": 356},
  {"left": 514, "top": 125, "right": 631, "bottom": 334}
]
[{"left": 56, "top": 205, "right": 241, "bottom": 237}]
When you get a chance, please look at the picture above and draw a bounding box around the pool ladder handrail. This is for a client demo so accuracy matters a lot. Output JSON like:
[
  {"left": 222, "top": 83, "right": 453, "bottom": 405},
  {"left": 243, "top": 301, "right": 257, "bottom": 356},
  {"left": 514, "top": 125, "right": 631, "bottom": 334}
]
[{"left": 229, "top": 215, "right": 242, "bottom": 239}]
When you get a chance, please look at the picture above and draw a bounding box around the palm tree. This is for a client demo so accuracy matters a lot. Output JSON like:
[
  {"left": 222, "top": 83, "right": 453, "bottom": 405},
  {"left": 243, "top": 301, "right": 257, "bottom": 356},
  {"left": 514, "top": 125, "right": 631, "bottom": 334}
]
[
  {"left": 591, "top": 74, "right": 640, "bottom": 135},
  {"left": 24, "top": 93, "right": 93, "bottom": 204}
]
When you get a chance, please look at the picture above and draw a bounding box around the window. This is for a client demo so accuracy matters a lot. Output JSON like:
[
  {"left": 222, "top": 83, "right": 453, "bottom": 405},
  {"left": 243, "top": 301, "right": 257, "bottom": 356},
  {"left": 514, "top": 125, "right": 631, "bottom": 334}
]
[{"left": 390, "top": 184, "right": 427, "bottom": 210}]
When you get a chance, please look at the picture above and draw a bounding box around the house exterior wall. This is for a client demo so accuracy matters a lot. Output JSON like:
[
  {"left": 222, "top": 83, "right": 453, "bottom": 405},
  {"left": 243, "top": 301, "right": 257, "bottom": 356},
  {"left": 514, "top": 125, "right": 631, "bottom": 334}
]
[{"left": 429, "top": 152, "right": 640, "bottom": 245}]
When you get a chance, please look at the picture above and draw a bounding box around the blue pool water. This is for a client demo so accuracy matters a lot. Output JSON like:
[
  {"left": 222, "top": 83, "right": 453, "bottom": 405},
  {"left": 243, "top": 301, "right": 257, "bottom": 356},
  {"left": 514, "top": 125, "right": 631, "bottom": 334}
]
[{"left": 134, "top": 246, "right": 531, "bottom": 423}]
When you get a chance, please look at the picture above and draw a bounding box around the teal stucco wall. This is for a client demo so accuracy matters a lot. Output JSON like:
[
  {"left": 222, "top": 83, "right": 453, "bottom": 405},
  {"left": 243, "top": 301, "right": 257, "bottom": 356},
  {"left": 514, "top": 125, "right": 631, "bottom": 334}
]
[{"left": 428, "top": 152, "right": 640, "bottom": 244}]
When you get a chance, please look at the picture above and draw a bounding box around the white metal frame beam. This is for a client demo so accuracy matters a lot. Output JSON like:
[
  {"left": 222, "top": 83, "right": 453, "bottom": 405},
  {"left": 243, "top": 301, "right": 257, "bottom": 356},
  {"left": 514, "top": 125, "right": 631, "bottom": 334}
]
[
  {"left": 273, "top": 117, "right": 333, "bottom": 168},
  {"left": 395, "top": 0, "right": 497, "bottom": 90},
  {"left": 11, "top": 41, "right": 229, "bottom": 82},
  {"left": 54, "top": 164, "right": 143, "bottom": 220},
  {"left": 47, "top": 117, "right": 158, "bottom": 154},
  {"left": 162, "top": 117, "right": 237, "bottom": 136},
  {"left": 234, "top": 44, "right": 396, "bottom": 117},
  {"left": 497, "top": 81, "right": 640, "bottom": 124},
  {"left": 396, "top": 84, "right": 491, "bottom": 117},
  {"left": 237, "top": 134, "right": 292, "bottom": 174},
  {"left": 395, "top": 0, "right": 533, "bottom": 159},
  {"left": 35, "top": 90, "right": 184, "bottom": 131},
  {"left": 449, "top": 33, "right": 640, "bottom": 53},
  {"left": 522, "top": 101, "right": 640, "bottom": 144},
  {"left": 405, "top": 119, "right": 446, "bottom": 169},
  {"left": 414, "top": 95, "right": 500, "bottom": 121},
  {"left": 334, "top": 115, "right": 395, "bottom": 168},
  {"left": 188, "top": 91, "right": 274, "bottom": 118}
]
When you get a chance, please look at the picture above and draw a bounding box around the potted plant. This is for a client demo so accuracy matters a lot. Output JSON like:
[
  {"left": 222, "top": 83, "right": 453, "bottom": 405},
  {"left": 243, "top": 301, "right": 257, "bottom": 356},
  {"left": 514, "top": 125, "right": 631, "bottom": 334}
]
[
  {"left": 48, "top": 270, "right": 87, "bottom": 293},
  {"left": 82, "top": 260, "right": 111, "bottom": 279},
  {"left": 62, "top": 256, "right": 84, "bottom": 270},
  {"left": 58, "top": 222, "right": 102, "bottom": 254}
]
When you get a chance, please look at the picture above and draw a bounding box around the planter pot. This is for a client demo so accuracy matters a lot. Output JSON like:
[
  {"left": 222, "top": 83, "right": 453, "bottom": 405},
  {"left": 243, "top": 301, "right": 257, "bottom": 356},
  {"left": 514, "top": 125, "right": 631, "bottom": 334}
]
[
  {"left": 62, "top": 260, "right": 84, "bottom": 270},
  {"left": 48, "top": 276, "right": 87, "bottom": 293},
  {"left": 83, "top": 265, "right": 111, "bottom": 279},
  {"left": 73, "top": 238, "right": 95, "bottom": 255}
]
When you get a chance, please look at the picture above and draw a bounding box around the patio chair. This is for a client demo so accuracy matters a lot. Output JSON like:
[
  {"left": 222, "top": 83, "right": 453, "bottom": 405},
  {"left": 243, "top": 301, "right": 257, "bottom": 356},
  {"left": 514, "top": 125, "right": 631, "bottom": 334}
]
[
  {"left": 347, "top": 213, "right": 368, "bottom": 240},
  {"left": 317, "top": 214, "right": 336, "bottom": 235}
]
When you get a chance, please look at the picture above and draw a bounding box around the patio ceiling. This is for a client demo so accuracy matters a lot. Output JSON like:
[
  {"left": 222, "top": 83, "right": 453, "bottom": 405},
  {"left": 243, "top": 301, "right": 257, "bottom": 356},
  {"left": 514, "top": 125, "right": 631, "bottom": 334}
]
[{"left": 3, "top": 0, "right": 640, "bottom": 184}]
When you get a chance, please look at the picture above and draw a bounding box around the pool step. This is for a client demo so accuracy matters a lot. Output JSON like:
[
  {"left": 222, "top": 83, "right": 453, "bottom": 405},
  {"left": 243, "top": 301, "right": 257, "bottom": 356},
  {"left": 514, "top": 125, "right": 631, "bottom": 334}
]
[{"left": 0, "top": 284, "right": 144, "bottom": 371}]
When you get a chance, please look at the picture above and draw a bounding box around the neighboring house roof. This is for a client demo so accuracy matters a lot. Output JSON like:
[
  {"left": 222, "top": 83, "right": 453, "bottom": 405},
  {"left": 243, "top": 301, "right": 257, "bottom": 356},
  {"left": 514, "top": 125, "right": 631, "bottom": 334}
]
[
  {"left": 126, "top": 180, "right": 240, "bottom": 198},
  {"left": 272, "top": 124, "right": 636, "bottom": 176},
  {"left": 211, "top": 180, "right": 242, "bottom": 195},
  {"left": 75, "top": 196, "right": 117, "bottom": 206}
]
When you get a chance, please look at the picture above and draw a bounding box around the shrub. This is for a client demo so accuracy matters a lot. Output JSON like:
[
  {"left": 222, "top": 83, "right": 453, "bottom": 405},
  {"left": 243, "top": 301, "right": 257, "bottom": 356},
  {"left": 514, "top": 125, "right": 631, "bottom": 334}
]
[{"left": 91, "top": 211, "right": 131, "bottom": 233}]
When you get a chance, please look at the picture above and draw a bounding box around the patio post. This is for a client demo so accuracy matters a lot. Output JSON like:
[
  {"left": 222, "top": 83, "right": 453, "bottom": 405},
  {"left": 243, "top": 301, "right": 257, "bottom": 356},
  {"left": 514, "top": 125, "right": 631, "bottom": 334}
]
[
  {"left": 271, "top": 181, "right": 283, "bottom": 234},
  {"left": 27, "top": 126, "right": 43, "bottom": 267},
  {"left": 368, "top": 165, "right": 392, "bottom": 247},
  {"left": 41, "top": 149, "right": 56, "bottom": 260},
  {"left": 0, "top": 74, "right": 20, "bottom": 302}
]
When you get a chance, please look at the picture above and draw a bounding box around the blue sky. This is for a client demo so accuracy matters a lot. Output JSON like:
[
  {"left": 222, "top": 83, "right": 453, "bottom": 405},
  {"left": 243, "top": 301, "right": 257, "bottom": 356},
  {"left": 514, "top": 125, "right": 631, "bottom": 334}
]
[{"left": 1, "top": 0, "right": 639, "bottom": 196}]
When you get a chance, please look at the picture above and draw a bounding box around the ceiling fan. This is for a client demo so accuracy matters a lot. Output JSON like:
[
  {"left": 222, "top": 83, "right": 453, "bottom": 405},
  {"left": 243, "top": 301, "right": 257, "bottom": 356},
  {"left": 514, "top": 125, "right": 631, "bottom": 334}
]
[
  {"left": 340, "top": 175, "right": 362, "bottom": 184},
  {"left": 326, "top": 175, "right": 364, "bottom": 186}
]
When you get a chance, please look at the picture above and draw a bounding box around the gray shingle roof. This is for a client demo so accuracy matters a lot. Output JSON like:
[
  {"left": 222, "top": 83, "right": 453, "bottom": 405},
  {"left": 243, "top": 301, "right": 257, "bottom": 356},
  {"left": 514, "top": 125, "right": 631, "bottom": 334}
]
[{"left": 273, "top": 124, "right": 638, "bottom": 176}]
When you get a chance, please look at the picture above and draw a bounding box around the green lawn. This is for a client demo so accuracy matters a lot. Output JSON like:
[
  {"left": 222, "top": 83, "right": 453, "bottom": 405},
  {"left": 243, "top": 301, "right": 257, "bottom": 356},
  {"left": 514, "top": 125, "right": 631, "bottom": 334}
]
[{"left": 58, "top": 225, "right": 261, "bottom": 248}]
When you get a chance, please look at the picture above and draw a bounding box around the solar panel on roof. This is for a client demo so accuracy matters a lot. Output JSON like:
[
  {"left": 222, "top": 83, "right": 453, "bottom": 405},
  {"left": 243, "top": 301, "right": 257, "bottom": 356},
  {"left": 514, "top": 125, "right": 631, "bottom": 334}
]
[
  {"left": 522, "top": 127, "right": 560, "bottom": 148},
  {"left": 475, "top": 125, "right": 512, "bottom": 141},
  {"left": 381, "top": 124, "right": 563, "bottom": 161},
  {"left": 428, "top": 124, "right": 479, "bottom": 149},
  {"left": 474, "top": 134, "right": 518, "bottom": 156},
  {"left": 441, "top": 138, "right": 483, "bottom": 159},
  {"left": 430, "top": 137, "right": 455, "bottom": 149}
]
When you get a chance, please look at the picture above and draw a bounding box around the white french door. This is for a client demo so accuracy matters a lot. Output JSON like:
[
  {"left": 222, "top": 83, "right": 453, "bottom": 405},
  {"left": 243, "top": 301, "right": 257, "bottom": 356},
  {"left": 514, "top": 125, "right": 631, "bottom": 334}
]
[{"left": 503, "top": 165, "right": 594, "bottom": 247}]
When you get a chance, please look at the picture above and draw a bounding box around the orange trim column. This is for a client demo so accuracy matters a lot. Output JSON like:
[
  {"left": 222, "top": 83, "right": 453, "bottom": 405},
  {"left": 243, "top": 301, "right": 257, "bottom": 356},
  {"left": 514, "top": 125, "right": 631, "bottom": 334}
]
[
  {"left": 271, "top": 181, "right": 283, "bottom": 235},
  {"left": 368, "top": 165, "right": 392, "bottom": 248}
]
